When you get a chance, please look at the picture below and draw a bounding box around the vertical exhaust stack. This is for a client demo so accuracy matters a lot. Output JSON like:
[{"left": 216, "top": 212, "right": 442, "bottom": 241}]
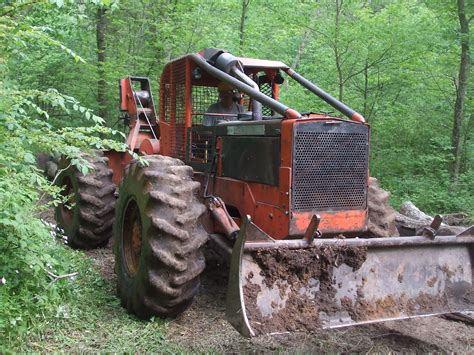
[{"left": 203, "top": 49, "right": 263, "bottom": 121}]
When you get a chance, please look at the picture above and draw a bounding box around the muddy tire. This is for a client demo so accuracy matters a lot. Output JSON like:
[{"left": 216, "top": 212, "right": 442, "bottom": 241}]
[
  {"left": 367, "top": 177, "right": 399, "bottom": 238},
  {"left": 55, "top": 152, "right": 116, "bottom": 249},
  {"left": 114, "top": 155, "right": 208, "bottom": 318}
]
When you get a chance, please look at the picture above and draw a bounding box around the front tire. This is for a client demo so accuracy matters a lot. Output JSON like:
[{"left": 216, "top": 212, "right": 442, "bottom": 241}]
[{"left": 114, "top": 155, "right": 208, "bottom": 318}]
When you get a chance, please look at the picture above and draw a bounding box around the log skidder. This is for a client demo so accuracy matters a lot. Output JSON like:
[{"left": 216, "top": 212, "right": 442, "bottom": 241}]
[
  {"left": 51, "top": 50, "right": 472, "bottom": 337},
  {"left": 55, "top": 152, "right": 116, "bottom": 249},
  {"left": 114, "top": 155, "right": 208, "bottom": 318}
]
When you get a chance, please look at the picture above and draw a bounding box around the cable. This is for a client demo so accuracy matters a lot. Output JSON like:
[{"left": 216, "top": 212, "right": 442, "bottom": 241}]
[{"left": 134, "top": 91, "right": 158, "bottom": 140}]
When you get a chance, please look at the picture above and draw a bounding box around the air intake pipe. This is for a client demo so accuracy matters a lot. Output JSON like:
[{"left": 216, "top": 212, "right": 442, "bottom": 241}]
[
  {"left": 198, "top": 48, "right": 366, "bottom": 122},
  {"left": 199, "top": 50, "right": 266, "bottom": 121},
  {"left": 192, "top": 51, "right": 301, "bottom": 119}
]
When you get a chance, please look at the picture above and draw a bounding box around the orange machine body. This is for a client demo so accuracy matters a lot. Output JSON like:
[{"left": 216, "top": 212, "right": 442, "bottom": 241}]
[{"left": 113, "top": 54, "right": 370, "bottom": 240}]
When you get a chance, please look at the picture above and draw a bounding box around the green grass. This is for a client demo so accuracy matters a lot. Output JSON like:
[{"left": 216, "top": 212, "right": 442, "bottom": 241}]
[{"left": 4, "top": 252, "right": 182, "bottom": 353}]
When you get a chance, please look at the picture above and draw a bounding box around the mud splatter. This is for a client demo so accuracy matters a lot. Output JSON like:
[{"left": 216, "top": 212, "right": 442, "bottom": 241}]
[
  {"left": 243, "top": 245, "right": 367, "bottom": 335},
  {"left": 341, "top": 291, "right": 451, "bottom": 324},
  {"left": 427, "top": 277, "right": 437, "bottom": 287}
]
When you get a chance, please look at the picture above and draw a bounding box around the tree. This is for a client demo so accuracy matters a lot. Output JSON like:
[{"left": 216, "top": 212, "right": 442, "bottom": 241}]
[
  {"left": 0, "top": 0, "right": 125, "bottom": 339},
  {"left": 451, "top": 0, "right": 471, "bottom": 182},
  {"left": 239, "top": 0, "right": 250, "bottom": 51},
  {"left": 96, "top": 5, "right": 108, "bottom": 120}
]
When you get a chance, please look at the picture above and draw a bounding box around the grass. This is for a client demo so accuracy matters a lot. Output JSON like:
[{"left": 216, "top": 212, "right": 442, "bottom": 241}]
[
  {"left": 4, "top": 211, "right": 469, "bottom": 353},
  {"left": 2, "top": 239, "right": 461, "bottom": 354},
  {"left": 5, "top": 251, "right": 183, "bottom": 353}
]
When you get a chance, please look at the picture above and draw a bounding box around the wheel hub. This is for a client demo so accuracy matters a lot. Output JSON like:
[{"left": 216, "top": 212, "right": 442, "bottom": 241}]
[{"left": 122, "top": 199, "right": 142, "bottom": 276}]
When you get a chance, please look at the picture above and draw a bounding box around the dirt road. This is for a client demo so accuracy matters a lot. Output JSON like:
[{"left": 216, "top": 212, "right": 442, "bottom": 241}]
[{"left": 87, "top": 243, "right": 473, "bottom": 353}]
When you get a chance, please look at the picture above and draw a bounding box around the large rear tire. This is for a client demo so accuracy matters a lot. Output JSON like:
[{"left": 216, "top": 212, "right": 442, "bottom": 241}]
[
  {"left": 114, "top": 155, "right": 208, "bottom": 318},
  {"left": 367, "top": 177, "right": 399, "bottom": 238},
  {"left": 55, "top": 152, "right": 116, "bottom": 249}
]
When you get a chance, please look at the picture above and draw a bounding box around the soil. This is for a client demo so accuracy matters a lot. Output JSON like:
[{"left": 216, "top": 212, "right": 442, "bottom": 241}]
[
  {"left": 243, "top": 246, "right": 367, "bottom": 335},
  {"left": 367, "top": 177, "right": 399, "bottom": 238},
  {"left": 85, "top": 243, "right": 473, "bottom": 353},
  {"left": 41, "top": 208, "right": 473, "bottom": 352}
]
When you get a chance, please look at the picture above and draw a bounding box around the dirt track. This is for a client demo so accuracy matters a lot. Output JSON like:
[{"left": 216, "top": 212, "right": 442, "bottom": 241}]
[{"left": 87, "top": 242, "right": 473, "bottom": 353}]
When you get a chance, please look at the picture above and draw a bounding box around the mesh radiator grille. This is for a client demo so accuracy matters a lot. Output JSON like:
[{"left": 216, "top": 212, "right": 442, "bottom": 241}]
[{"left": 292, "top": 121, "right": 369, "bottom": 211}]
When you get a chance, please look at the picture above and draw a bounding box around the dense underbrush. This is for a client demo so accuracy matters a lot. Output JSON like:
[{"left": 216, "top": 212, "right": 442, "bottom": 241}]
[
  {"left": 0, "top": 179, "right": 176, "bottom": 352},
  {"left": 0, "top": 180, "right": 84, "bottom": 349}
]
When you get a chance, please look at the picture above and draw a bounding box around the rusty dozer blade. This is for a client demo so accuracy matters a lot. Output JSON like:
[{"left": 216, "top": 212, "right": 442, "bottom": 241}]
[{"left": 226, "top": 216, "right": 474, "bottom": 337}]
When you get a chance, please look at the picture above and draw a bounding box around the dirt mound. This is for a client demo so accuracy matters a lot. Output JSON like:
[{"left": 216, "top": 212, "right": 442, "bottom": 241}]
[
  {"left": 80, "top": 242, "right": 472, "bottom": 353},
  {"left": 244, "top": 246, "right": 367, "bottom": 335},
  {"left": 367, "top": 177, "right": 399, "bottom": 237}
]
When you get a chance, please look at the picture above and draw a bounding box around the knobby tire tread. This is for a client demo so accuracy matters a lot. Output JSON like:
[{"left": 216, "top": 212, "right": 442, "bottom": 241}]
[
  {"left": 55, "top": 152, "right": 116, "bottom": 249},
  {"left": 115, "top": 155, "right": 208, "bottom": 319}
]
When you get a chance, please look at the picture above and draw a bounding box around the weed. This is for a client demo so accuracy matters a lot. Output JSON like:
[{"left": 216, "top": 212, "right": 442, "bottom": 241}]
[{"left": 4, "top": 249, "right": 182, "bottom": 353}]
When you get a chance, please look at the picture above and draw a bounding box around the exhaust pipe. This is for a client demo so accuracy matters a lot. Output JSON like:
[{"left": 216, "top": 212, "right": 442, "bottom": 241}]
[
  {"left": 197, "top": 48, "right": 365, "bottom": 122},
  {"left": 213, "top": 51, "right": 263, "bottom": 121}
]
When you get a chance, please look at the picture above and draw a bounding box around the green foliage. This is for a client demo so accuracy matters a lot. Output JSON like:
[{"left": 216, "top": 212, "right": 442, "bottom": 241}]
[
  {"left": 0, "top": 196, "right": 82, "bottom": 344},
  {"left": 4, "top": 255, "right": 180, "bottom": 352},
  {"left": 0, "top": 0, "right": 472, "bottom": 349},
  {"left": 371, "top": 140, "right": 474, "bottom": 217},
  {"left": 0, "top": 0, "right": 127, "bottom": 345}
]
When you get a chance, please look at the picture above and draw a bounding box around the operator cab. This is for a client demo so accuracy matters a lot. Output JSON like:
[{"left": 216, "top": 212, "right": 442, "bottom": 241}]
[
  {"left": 189, "top": 58, "right": 286, "bottom": 126},
  {"left": 158, "top": 50, "right": 292, "bottom": 166}
]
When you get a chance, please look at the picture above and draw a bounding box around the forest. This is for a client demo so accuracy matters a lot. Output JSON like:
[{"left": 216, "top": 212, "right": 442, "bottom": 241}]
[{"left": 0, "top": 0, "right": 472, "bottom": 352}]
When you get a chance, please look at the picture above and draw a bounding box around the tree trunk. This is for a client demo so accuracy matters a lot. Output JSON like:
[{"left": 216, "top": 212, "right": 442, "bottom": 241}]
[
  {"left": 362, "top": 59, "right": 369, "bottom": 118},
  {"left": 284, "top": 29, "right": 311, "bottom": 90},
  {"left": 284, "top": 9, "right": 319, "bottom": 90},
  {"left": 291, "top": 29, "right": 311, "bottom": 70},
  {"left": 460, "top": 112, "right": 473, "bottom": 172},
  {"left": 334, "top": 0, "right": 344, "bottom": 101},
  {"left": 451, "top": 0, "right": 470, "bottom": 182},
  {"left": 395, "top": 202, "right": 466, "bottom": 236},
  {"left": 96, "top": 7, "right": 107, "bottom": 120},
  {"left": 239, "top": 0, "right": 250, "bottom": 51}
]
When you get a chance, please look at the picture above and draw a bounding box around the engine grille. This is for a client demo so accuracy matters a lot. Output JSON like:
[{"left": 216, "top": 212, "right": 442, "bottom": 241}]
[{"left": 292, "top": 121, "right": 369, "bottom": 211}]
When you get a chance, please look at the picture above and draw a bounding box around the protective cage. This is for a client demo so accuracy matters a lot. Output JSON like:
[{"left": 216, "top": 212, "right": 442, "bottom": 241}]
[{"left": 159, "top": 56, "right": 278, "bottom": 163}]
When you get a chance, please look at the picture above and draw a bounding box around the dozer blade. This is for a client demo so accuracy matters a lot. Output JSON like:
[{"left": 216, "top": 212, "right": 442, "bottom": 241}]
[{"left": 226, "top": 216, "right": 474, "bottom": 337}]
